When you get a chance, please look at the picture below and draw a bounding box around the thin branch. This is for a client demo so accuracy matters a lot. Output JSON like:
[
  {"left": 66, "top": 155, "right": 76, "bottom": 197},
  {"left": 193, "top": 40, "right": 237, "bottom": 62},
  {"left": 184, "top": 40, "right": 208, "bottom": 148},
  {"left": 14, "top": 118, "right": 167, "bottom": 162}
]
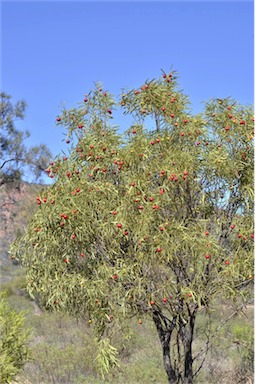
[
  {"left": 0, "top": 157, "right": 23, "bottom": 170},
  {"left": 193, "top": 302, "right": 249, "bottom": 362}
]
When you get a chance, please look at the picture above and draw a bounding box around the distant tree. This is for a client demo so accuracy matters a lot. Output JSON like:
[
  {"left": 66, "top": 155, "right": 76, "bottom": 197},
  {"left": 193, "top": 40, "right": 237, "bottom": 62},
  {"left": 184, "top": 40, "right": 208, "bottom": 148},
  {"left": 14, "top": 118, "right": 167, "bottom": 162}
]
[
  {"left": 0, "top": 92, "right": 52, "bottom": 188},
  {"left": 11, "top": 72, "right": 254, "bottom": 383},
  {"left": 0, "top": 292, "right": 31, "bottom": 383}
]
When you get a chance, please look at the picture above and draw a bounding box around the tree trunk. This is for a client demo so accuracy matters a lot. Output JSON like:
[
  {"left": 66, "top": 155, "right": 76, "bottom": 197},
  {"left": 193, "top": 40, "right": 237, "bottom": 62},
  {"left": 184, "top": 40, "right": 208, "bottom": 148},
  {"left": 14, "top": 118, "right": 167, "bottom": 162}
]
[
  {"left": 153, "top": 311, "right": 178, "bottom": 384},
  {"left": 179, "top": 312, "right": 196, "bottom": 384}
]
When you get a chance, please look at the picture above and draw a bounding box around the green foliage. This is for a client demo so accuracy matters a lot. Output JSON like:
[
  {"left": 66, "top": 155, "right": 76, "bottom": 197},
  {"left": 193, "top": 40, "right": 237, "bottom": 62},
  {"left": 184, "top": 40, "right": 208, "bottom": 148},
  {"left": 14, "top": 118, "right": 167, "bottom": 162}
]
[
  {"left": 11, "top": 70, "right": 254, "bottom": 381},
  {"left": 0, "top": 292, "right": 31, "bottom": 383},
  {"left": 0, "top": 92, "right": 52, "bottom": 186},
  {"left": 95, "top": 338, "right": 120, "bottom": 379}
]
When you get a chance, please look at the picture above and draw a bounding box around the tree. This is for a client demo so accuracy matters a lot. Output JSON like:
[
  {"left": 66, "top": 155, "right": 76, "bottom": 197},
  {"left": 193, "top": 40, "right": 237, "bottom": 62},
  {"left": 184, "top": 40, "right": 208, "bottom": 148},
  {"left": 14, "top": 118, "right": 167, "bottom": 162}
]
[
  {"left": 0, "top": 92, "right": 52, "bottom": 254},
  {"left": 0, "top": 92, "right": 52, "bottom": 187},
  {"left": 0, "top": 292, "right": 31, "bottom": 383},
  {"left": 11, "top": 71, "right": 254, "bottom": 383}
]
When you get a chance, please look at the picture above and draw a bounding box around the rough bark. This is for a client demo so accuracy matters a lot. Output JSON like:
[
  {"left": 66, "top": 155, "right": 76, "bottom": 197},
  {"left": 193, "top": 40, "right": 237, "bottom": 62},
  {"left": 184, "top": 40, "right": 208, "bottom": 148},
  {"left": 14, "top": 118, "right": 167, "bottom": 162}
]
[
  {"left": 179, "top": 308, "right": 197, "bottom": 384},
  {"left": 153, "top": 311, "right": 178, "bottom": 384}
]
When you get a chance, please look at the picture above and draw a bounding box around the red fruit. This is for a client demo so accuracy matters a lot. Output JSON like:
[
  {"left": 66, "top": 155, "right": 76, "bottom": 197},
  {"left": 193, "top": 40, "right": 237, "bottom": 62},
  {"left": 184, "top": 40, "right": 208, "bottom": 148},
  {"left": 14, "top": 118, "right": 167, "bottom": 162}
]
[
  {"left": 151, "top": 141, "right": 155, "bottom": 145},
  {"left": 50, "top": 199, "right": 55, "bottom": 204},
  {"left": 159, "top": 188, "right": 165, "bottom": 195},
  {"left": 45, "top": 169, "right": 51, "bottom": 173},
  {"left": 56, "top": 117, "right": 61, "bottom": 122},
  {"left": 78, "top": 124, "right": 84, "bottom": 129},
  {"left": 50, "top": 161, "right": 54, "bottom": 165},
  {"left": 80, "top": 253, "right": 85, "bottom": 257},
  {"left": 180, "top": 132, "right": 185, "bottom": 137},
  {"left": 159, "top": 227, "right": 164, "bottom": 231},
  {"left": 138, "top": 205, "right": 144, "bottom": 210},
  {"left": 239, "top": 120, "right": 245, "bottom": 125},
  {"left": 156, "top": 138, "right": 160, "bottom": 143},
  {"left": 131, "top": 182, "right": 135, "bottom": 186},
  {"left": 225, "top": 126, "right": 230, "bottom": 131},
  {"left": 116, "top": 223, "right": 122, "bottom": 228},
  {"left": 132, "top": 130, "right": 137, "bottom": 134},
  {"left": 238, "top": 233, "right": 242, "bottom": 238},
  {"left": 138, "top": 319, "right": 143, "bottom": 324},
  {"left": 102, "top": 147, "right": 107, "bottom": 151},
  {"left": 66, "top": 172, "right": 71, "bottom": 178},
  {"left": 205, "top": 254, "right": 210, "bottom": 259},
  {"left": 225, "top": 260, "right": 230, "bottom": 265},
  {"left": 107, "top": 109, "right": 112, "bottom": 114},
  {"left": 75, "top": 170, "right": 80, "bottom": 174},
  {"left": 160, "top": 170, "right": 165, "bottom": 176},
  {"left": 71, "top": 234, "right": 76, "bottom": 239},
  {"left": 66, "top": 139, "right": 70, "bottom": 144},
  {"left": 71, "top": 191, "right": 76, "bottom": 196},
  {"left": 152, "top": 205, "right": 160, "bottom": 210},
  {"left": 76, "top": 188, "right": 81, "bottom": 192},
  {"left": 73, "top": 210, "right": 77, "bottom": 214},
  {"left": 43, "top": 198, "right": 47, "bottom": 203},
  {"left": 163, "top": 74, "right": 167, "bottom": 78},
  {"left": 196, "top": 141, "right": 201, "bottom": 146},
  {"left": 113, "top": 274, "right": 118, "bottom": 280},
  {"left": 205, "top": 231, "right": 209, "bottom": 236},
  {"left": 162, "top": 107, "right": 166, "bottom": 112},
  {"left": 63, "top": 157, "right": 67, "bottom": 161},
  {"left": 184, "top": 119, "right": 188, "bottom": 124},
  {"left": 64, "top": 259, "right": 69, "bottom": 263},
  {"left": 183, "top": 171, "right": 188, "bottom": 176},
  {"left": 230, "top": 225, "right": 235, "bottom": 230},
  {"left": 156, "top": 247, "right": 162, "bottom": 253},
  {"left": 84, "top": 98, "right": 88, "bottom": 102},
  {"left": 162, "top": 297, "right": 167, "bottom": 303},
  {"left": 250, "top": 234, "right": 254, "bottom": 239},
  {"left": 37, "top": 200, "right": 42, "bottom": 205},
  {"left": 123, "top": 230, "right": 128, "bottom": 236},
  {"left": 205, "top": 141, "right": 209, "bottom": 146},
  {"left": 170, "top": 113, "right": 175, "bottom": 118},
  {"left": 150, "top": 300, "right": 155, "bottom": 305}
]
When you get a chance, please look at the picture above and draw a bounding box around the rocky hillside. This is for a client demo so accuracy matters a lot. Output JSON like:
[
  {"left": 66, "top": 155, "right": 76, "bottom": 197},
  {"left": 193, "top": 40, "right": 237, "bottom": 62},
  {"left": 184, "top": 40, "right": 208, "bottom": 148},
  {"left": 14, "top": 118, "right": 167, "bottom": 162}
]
[{"left": 0, "top": 182, "right": 46, "bottom": 270}]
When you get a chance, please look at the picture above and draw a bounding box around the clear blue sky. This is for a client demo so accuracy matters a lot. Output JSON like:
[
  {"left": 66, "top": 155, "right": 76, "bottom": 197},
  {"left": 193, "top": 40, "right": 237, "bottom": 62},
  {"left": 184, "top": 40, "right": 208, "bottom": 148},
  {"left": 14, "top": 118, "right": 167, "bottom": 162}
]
[{"left": 2, "top": 1, "right": 254, "bottom": 163}]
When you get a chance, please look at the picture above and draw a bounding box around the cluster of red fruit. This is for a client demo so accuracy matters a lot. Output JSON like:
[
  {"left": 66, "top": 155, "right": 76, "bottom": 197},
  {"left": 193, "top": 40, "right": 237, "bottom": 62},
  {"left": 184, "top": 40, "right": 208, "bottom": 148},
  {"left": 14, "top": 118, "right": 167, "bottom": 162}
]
[{"left": 162, "top": 72, "right": 173, "bottom": 83}]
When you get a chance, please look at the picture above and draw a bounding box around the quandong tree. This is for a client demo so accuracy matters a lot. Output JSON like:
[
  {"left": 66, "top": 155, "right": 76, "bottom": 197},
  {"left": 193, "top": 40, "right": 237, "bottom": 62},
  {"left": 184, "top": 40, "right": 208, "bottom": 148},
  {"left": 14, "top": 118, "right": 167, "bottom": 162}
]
[{"left": 11, "top": 71, "right": 254, "bottom": 383}]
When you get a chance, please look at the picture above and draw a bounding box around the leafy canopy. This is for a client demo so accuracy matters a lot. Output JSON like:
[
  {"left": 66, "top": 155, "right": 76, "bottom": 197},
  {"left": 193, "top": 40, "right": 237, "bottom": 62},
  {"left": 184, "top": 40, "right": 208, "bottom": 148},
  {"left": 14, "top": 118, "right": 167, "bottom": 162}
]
[{"left": 11, "top": 71, "right": 254, "bottom": 355}]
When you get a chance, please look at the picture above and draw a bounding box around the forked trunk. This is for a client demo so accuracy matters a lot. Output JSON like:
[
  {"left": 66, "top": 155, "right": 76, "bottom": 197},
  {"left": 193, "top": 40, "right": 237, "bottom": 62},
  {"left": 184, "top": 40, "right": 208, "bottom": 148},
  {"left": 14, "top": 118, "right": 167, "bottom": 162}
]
[
  {"left": 179, "top": 312, "right": 196, "bottom": 384},
  {"left": 153, "top": 311, "right": 178, "bottom": 384}
]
